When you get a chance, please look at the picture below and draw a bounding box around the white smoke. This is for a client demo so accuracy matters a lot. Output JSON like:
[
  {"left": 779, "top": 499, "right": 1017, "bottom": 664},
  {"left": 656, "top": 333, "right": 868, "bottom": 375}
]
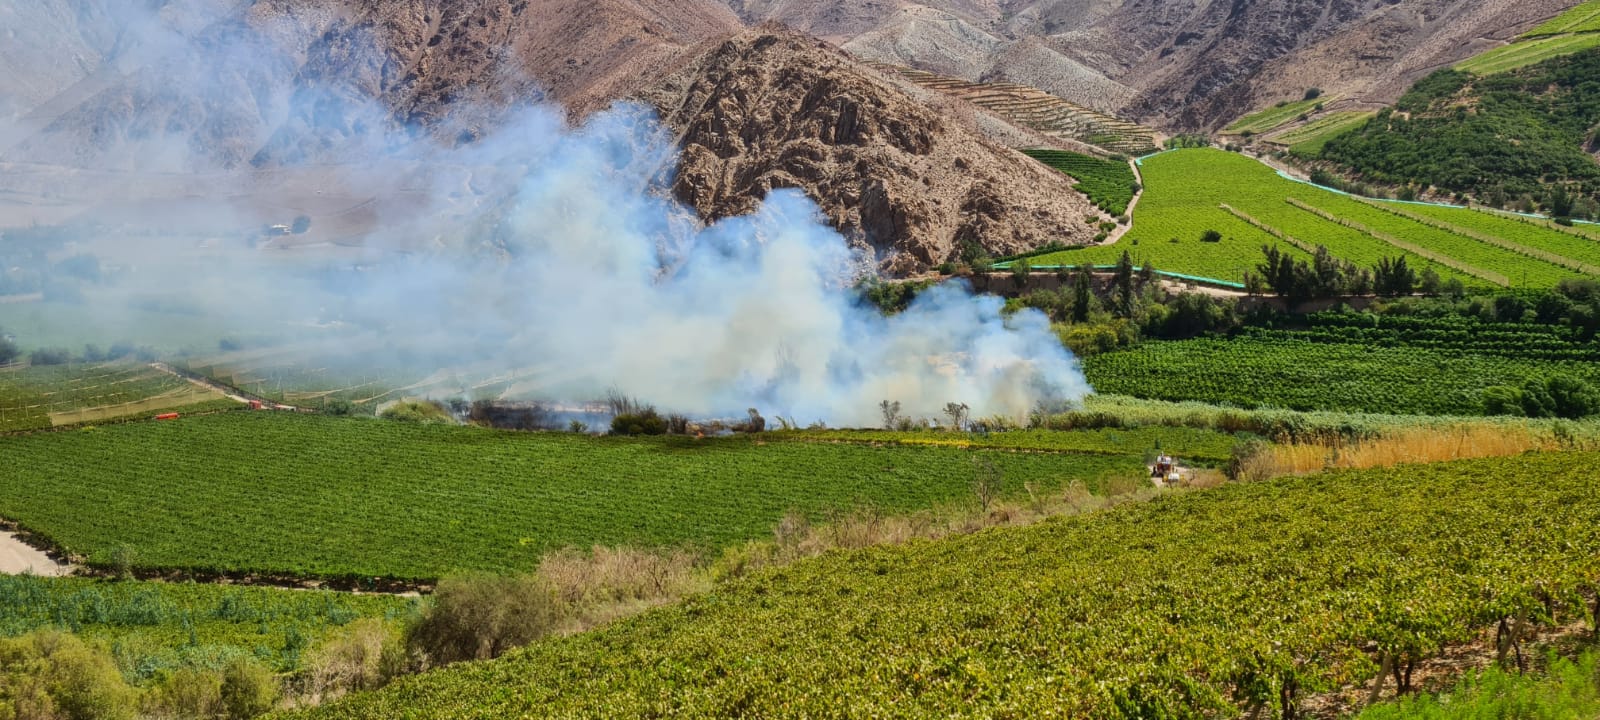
[{"left": 0, "top": 3, "right": 1092, "bottom": 427}]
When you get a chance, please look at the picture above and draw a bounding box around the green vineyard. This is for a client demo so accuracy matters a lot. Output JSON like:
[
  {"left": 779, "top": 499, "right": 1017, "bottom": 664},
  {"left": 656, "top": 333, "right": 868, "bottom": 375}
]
[
  {"left": 1021, "top": 149, "right": 1137, "bottom": 216},
  {"left": 287, "top": 452, "right": 1600, "bottom": 719},
  {"left": 1225, "top": 96, "right": 1328, "bottom": 135},
  {"left": 0, "top": 362, "right": 236, "bottom": 431},
  {"left": 1081, "top": 335, "right": 1600, "bottom": 415},
  {"left": 0, "top": 413, "right": 1147, "bottom": 582},
  {"left": 1026, "top": 149, "right": 1595, "bottom": 287}
]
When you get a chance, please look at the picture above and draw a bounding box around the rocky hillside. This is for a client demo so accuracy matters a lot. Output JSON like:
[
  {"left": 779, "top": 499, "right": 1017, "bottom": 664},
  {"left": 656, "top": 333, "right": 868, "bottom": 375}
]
[
  {"left": 722, "top": 0, "right": 1584, "bottom": 131},
  {"left": 637, "top": 30, "right": 1099, "bottom": 274}
]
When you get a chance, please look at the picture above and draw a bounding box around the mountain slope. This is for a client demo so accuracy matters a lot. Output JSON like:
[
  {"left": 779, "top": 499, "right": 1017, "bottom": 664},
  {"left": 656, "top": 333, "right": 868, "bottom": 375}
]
[
  {"left": 636, "top": 30, "right": 1099, "bottom": 273},
  {"left": 719, "top": 0, "right": 1586, "bottom": 131}
]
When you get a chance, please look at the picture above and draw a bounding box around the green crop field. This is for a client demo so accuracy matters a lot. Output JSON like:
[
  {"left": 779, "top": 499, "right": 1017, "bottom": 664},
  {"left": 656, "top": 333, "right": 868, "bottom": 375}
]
[
  {"left": 0, "top": 413, "right": 1149, "bottom": 582},
  {"left": 0, "top": 362, "right": 237, "bottom": 431},
  {"left": 1021, "top": 149, "right": 1136, "bottom": 216},
  {"left": 1081, "top": 335, "right": 1600, "bottom": 415},
  {"left": 1269, "top": 111, "right": 1375, "bottom": 156},
  {"left": 1455, "top": 32, "right": 1600, "bottom": 75},
  {"left": 1024, "top": 149, "right": 1592, "bottom": 286},
  {"left": 0, "top": 575, "right": 410, "bottom": 682},
  {"left": 1225, "top": 97, "right": 1328, "bottom": 135},
  {"left": 1524, "top": 0, "right": 1600, "bottom": 37},
  {"left": 1395, "top": 203, "right": 1600, "bottom": 271},
  {"left": 286, "top": 452, "right": 1600, "bottom": 719}
]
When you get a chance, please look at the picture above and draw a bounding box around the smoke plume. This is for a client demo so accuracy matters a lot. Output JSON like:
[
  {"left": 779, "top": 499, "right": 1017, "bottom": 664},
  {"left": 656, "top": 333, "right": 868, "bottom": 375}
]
[{"left": 0, "top": 3, "right": 1091, "bottom": 427}]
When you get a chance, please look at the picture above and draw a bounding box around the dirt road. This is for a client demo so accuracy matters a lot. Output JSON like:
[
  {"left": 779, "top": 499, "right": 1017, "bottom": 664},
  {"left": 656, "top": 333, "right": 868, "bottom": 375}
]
[{"left": 0, "top": 531, "right": 68, "bottom": 576}]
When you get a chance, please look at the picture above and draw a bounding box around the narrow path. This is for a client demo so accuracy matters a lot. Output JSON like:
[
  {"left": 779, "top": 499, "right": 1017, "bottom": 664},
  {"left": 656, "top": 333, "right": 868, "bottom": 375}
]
[{"left": 0, "top": 531, "right": 70, "bottom": 576}]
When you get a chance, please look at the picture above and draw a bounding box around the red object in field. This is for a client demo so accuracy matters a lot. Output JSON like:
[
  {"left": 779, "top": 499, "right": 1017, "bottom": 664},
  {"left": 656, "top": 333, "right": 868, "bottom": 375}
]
[
  {"left": 249, "top": 400, "right": 263, "bottom": 410},
  {"left": 154, "top": 413, "right": 180, "bottom": 421}
]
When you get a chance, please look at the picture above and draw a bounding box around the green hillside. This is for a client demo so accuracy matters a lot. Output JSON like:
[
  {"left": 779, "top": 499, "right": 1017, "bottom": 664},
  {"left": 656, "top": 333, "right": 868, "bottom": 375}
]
[
  {"left": 1322, "top": 50, "right": 1600, "bottom": 217},
  {"left": 285, "top": 452, "right": 1600, "bottom": 719}
]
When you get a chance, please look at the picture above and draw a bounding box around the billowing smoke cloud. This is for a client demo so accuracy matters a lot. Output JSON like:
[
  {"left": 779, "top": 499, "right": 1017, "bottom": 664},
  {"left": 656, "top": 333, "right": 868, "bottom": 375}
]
[{"left": 0, "top": 3, "right": 1090, "bottom": 427}]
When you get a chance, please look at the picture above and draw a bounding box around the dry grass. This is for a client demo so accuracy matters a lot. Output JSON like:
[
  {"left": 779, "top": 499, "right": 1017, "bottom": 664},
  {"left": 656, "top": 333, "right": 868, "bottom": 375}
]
[{"left": 1259, "top": 424, "right": 1586, "bottom": 477}]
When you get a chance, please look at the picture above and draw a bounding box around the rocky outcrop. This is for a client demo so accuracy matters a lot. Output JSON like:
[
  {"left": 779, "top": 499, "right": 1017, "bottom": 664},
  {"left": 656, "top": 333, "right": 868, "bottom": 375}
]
[{"left": 638, "top": 30, "right": 1099, "bottom": 274}]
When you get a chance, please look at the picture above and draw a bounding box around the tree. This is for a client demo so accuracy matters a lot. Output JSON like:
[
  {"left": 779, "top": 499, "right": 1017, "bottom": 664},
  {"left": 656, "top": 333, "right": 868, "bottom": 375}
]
[
  {"left": 0, "top": 335, "right": 16, "bottom": 365},
  {"left": 1548, "top": 186, "right": 1574, "bottom": 218},
  {"left": 1303, "top": 87, "right": 1323, "bottom": 101},
  {"left": 1418, "top": 268, "right": 1442, "bottom": 296},
  {"left": 1011, "top": 258, "right": 1031, "bottom": 288},
  {"left": 879, "top": 400, "right": 902, "bottom": 430},
  {"left": 1373, "top": 256, "right": 1416, "bottom": 297},
  {"left": 1199, "top": 229, "right": 1223, "bottom": 243},
  {"left": 1072, "top": 265, "right": 1093, "bottom": 323},
  {"left": 1113, "top": 251, "right": 1135, "bottom": 317},
  {"left": 943, "top": 402, "right": 970, "bottom": 431}
]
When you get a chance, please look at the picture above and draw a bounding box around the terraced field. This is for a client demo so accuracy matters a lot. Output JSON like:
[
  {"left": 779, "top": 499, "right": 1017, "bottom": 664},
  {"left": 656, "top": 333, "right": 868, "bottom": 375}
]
[
  {"left": 1020, "top": 149, "right": 1136, "bottom": 216},
  {"left": 1267, "top": 111, "right": 1375, "bottom": 156},
  {"left": 1524, "top": 0, "right": 1600, "bottom": 37},
  {"left": 0, "top": 362, "right": 235, "bottom": 431},
  {"left": 288, "top": 452, "right": 1600, "bottom": 719},
  {"left": 1224, "top": 96, "right": 1328, "bottom": 135},
  {"left": 871, "top": 64, "right": 1158, "bottom": 155},
  {"left": 1455, "top": 32, "right": 1600, "bottom": 75},
  {"left": 0, "top": 413, "right": 1151, "bottom": 582},
  {"left": 1024, "top": 149, "right": 1593, "bottom": 286}
]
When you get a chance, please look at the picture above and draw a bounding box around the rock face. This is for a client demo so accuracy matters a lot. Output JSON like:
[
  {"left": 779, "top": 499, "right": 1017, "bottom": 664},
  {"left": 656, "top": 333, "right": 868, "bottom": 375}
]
[
  {"left": 637, "top": 30, "right": 1098, "bottom": 274},
  {"left": 719, "top": 0, "right": 1581, "bottom": 131}
]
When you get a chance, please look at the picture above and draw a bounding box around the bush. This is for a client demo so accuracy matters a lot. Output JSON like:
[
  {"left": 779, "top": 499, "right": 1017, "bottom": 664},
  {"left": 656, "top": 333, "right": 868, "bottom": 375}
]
[
  {"left": 0, "top": 335, "right": 17, "bottom": 365},
  {"left": 1481, "top": 386, "right": 1524, "bottom": 416},
  {"left": 610, "top": 408, "right": 667, "bottom": 436},
  {"left": 221, "top": 657, "right": 278, "bottom": 719},
  {"left": 29, "top": 347, "right": 72, "bottom": 366},
  {"left": 1199, "top": 229, "right": 1223, "bottom": 243},
  {"left": 302, "top": 618, "right": 404, "bottom": 698},
  {"left": 0, "top": 631, "right": 138, "bottom": 720},
  {"left": 406, "top": 574, "right": 564, "bottom": 667},
  {"left": 380, "top": 400, "right": 453, "bottom": 424}
]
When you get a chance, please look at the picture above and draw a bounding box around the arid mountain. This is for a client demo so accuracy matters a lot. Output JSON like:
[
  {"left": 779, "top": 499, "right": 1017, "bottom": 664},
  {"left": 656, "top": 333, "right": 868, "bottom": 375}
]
[
  {"left": 723, "top": 0, "right": 1585, "bottom": 130},
  {"left": 637, "top": 30, "right": 1098, "bottom": 273}
]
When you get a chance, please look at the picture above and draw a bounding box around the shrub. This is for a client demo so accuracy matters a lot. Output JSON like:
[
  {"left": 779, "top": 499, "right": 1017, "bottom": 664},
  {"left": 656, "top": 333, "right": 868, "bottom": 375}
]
[
  {"left": 302, "top": 619, "right": 401, "bottom": 700},
  {"left": 1199, "top": 229, "right": 1223, "bottom": 243},
  {"left": 610, "top": 409, "right": 666, "bottom": 436},
  {"left": 380, "top": 400, "right": 453, "bottom": 424},
  {"left": 29, "top": 347, "right": 72, "bottom": 366},
  {"left": 221, "top": 658, "right": 279, "bottom": 719},
  {"left": 1481, "top": 386, "right": 1524, "bottom": 416},
  {"left": 405, "top": 574, "right": 564, "bottom": 667},
  {"left": 0, "top": 631, "right": 138, "bottom": 720}
]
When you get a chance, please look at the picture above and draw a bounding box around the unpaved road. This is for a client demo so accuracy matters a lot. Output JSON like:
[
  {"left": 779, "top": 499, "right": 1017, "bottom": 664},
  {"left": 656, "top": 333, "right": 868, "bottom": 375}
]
[{"left": 0, "top": 531, "right": 69, "bottom": 576}]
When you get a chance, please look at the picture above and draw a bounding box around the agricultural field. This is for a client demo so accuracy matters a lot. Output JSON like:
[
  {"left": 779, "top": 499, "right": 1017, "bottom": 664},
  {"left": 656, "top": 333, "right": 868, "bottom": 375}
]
[
  {"left": 873, "top": 65, "right": 1159, "bottom": 155},
  {"left": 1395, "top": 203, "right": 1600, "bottom": 271},
  {"left": 1243, "top": 311, "right": 1600, "bottom": 361},
  {"left": 1268, "top": 111, "right": 1375, "bottom": 156},
  {"left": 1454, "top": 32, "right": 1600, "bottom": 75},
  {"left": 1021, "top": 149, "right": 1136, "bottom": 216},
  {"left": 0, "top": 413, "right": 1150, "bottom": 582},
  {"left": 777, "top": 426, "right": 1240, "bottom": 464},
  {"left": 0, "top": 575, "right": 411, "bottom": 681},
  {"left": 288, "top": 452, "right": 1600, "bottom": 718},
  {"left": 1081, "top": 335, "right": 1600, "bottom": 415},
  {"left": 0, "top": 361, "right": 237, "bottom": 431},
  {"left": 1024, "top": 149, "right": 1593, "bottom": 286},
  {"left": 1523, "top": 0, "right": 1600, "bottom": 37},
  {"left": 1224, "top": 96, "right": 1328, "bottom": 135},
  {"left": 0, "top": 299, "right": 238, "bottom": 355}
]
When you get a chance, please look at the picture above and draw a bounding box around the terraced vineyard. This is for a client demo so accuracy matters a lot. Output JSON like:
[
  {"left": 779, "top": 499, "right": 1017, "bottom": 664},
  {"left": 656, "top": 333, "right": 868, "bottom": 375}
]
[
  {"left": 289, "top": 452, "right": 1600, "bottom": 719},
  {"left": 0, "top": 413, "right": 1148, "bottom": 582},
  {"left": 1224, "top": 96, "right": 1329, "bottom": 135},
  {"left": 1021, "top": 149, "right": 1136, "bottom": 215},
  {"left": 1082, "top": 335, "right": 1600, "bottom": 415},
  {"left": 871, "top": 64, "right": 1158, "bottom": 155},
  {"left": 1455, "top": 32, "right": 1600, "bottom": 75},
  {"left": 1267, "top": 111, "right": 1375, "bottom": 156},
  {"left": 0, "top": 362, "right": 235, "bottom": 431},
  {"left": 1025, "top": 149, "right": 1594, "bottom": 286},
  {"left": 1523, "top": 0, "right": 1600, "bottom": 37},
  {"left": 0, "top": 575, "right": 410, "bottom": 680}
]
